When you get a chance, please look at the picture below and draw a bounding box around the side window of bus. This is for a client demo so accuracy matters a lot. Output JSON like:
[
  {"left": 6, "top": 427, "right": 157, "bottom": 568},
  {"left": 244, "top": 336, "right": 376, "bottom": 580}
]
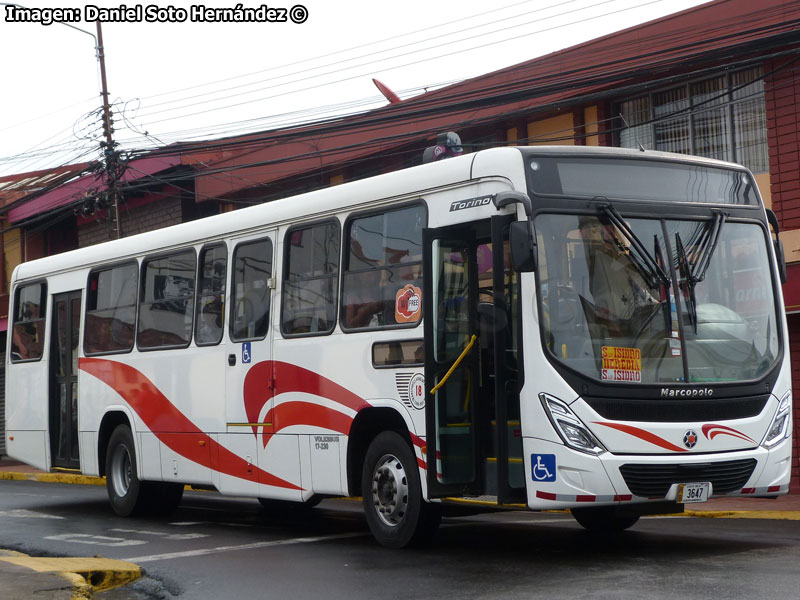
[
  {"left": 342, "top": 204, "right": 425, "bottom": 330},
  {"left": 10, "top": 282, "right": 46, "bottom": 362},
  {"left": 230, "top": 238, "right": 272, "bottom": 342},
  {"left": 281, "top": 221, "right": 340, "bottom": 336},
  {"left": 196, "top": 244, "right": 227, "bottom": 346},
  {"left": 138, "top": 251, "right": 197, "bottom": 350},
  {"left": 85, "top": 263, "right": 138, "bottom": 355}
]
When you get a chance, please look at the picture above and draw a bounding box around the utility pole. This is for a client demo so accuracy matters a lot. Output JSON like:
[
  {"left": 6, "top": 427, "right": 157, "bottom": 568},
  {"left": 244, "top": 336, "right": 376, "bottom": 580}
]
[
  {"left": 95, "top": 21, "right": 121, "bottom": 239},
  {"left": 1, "top": 3, "right": 122, "bottom": 239}
]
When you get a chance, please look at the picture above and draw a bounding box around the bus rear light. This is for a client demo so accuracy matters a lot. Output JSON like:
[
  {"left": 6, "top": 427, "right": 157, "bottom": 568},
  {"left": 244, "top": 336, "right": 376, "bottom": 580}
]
[
  {"left": 762, "top": 391, "right": 791, "bottom": 449},
  {"left": 540, "top": 393, "right": 606, "bottom": 456}
]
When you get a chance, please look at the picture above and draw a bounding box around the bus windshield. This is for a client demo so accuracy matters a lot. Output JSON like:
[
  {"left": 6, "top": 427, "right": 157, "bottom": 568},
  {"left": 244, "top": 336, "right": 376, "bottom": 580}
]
[{"left": 536, "top": 213, "right": 779, "bottom": 384}]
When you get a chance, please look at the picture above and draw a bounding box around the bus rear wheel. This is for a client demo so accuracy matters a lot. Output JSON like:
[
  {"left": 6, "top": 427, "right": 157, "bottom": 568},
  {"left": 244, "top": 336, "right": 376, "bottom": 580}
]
[
  {"left": 105, "top": 425, "right": 184, "bottom": 516},
  {"left": 571, "top": 506, "right": 640, "bottom": 532},
  {"left": 106, "top": 424, "right": 146, "bottom": 516},
  {"left": 361, "top": 431, "right": 440, "bottom": 548}
]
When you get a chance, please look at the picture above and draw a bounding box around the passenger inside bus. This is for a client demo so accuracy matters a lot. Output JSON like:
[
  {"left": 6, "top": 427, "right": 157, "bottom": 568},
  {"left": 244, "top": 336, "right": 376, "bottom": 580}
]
[{"left": 344, "top": 268, "right": 385, "bottom": 328}]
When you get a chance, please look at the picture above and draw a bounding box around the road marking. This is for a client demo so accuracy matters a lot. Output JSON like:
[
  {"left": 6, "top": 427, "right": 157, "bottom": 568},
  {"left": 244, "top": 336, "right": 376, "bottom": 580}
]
[
  {"left": 0, "top": 509, "right": 65, "bottom": 519},
  {"left": 111, "top": 528, "right": 209, "bottom": 540},
  {"left": 45, "top": 533, "right": 149, "bottom": 547},
  {"left": 127, "top": 532, "right": 367, "bottom": 563}
]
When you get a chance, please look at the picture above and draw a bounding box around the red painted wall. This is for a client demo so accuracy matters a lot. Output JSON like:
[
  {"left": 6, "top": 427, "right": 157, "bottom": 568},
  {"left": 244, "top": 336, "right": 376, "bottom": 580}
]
[{"left": 765, "top": 56, "right": 800, "bottom": 492}]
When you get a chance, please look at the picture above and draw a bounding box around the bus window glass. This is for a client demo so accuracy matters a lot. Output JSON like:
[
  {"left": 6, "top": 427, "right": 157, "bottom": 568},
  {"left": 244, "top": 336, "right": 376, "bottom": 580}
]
[
  {"left": 196, "top": 244, "right": 227, "bottom": 345},
  {"left": 138, "top": 251, "right": 197, "bottom": 350},
  {"left": 343, "top": 205, "right": 425, "bottom": 330},
  {"left": 282, "top": 221, "right": 339, "bottom": 335},
  {"left": 231, "top": 239, "right": 272, "bottom": 341},
  {"left": 10, "top": 282, "right": 46, "bottom": 362},
  {"left": 85, "top": 263, "right": 138, "bottom": 354}
]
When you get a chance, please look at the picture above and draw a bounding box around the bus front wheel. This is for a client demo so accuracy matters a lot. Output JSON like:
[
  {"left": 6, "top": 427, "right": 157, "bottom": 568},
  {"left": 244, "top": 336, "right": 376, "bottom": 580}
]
[
  {"left": 361, "top": 431, "right": 440, "bottom": 548},
  {"left": 571, "top": 506, "right": 640, "bottom": 532}
]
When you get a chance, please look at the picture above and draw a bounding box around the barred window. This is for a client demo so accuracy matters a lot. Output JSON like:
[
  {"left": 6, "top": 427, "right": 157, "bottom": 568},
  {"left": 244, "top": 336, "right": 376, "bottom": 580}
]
[
  {"left": 85, "top": 263, "right": 138, "bottom": 355},
  {"left": 617, "top": 67, "right": 768, "bottom": 173},
  {"left": 10, "top": 282, "right": 46, "bottom": 362},
  {"left": 281, "top": 221, "right": 340, "bottom": 336}
]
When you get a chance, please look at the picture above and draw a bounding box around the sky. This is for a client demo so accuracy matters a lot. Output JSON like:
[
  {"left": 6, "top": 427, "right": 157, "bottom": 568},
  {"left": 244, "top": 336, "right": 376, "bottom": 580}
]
[{"left": 0, "top": 0, "right": 712, "bottom": 177}]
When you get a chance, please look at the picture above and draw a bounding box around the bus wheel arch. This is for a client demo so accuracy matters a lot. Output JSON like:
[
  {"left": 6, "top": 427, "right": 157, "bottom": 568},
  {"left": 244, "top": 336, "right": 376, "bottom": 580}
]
[
  {"left": 346, "top": 406, "right": 410, "bottom": 497},
  {"left": 98, "top": 411, "right": 133, "bottom": 478}
]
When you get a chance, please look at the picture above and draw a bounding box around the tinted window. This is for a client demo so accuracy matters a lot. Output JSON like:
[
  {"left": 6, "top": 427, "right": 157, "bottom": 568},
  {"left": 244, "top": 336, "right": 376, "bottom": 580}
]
[
  {"left": 85, "top": 263, "right": 138, "bottom": 354},
  {"left": 196, "top": 244, "right": 227, "bottom": 346},
  {"left": 343, "top": 205, "right": 424, "bottom": 330},
  {"left": 10, "top": 282, "right": 46, "bottom": 362},
  {"left": 281, "top": 221, "right": 340, "bottom": 336},
  {"left": 138, "top": 251, "right": 197, "bottom": 350},
  {"left": 231, "top": 239, "right": 272, "bottom": 341}
]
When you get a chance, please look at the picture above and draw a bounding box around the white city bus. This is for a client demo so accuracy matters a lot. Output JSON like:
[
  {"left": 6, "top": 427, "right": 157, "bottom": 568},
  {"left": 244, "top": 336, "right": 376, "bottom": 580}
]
[{"left": 5, "top": 146, "right": 793, "bottom": 547}]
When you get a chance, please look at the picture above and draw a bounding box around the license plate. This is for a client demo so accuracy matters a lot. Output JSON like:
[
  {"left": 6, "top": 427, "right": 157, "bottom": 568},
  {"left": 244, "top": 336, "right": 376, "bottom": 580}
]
[{"left": 678, "top": 482, "right": 711, "bottom": 503}]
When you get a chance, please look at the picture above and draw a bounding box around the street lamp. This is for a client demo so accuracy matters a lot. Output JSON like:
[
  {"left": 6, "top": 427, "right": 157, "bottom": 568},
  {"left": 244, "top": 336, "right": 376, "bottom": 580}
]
[{"left": 1, "top": 2, "right": 121, "bottom": 239}]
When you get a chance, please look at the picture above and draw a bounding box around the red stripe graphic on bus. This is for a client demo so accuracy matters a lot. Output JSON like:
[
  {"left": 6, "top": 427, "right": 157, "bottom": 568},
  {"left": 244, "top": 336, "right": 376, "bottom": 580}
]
[
  {"left": 592, "top": 422, "right": 688, "bottom": 452},
  {"left": 243, "top": 360, "right": 371, "bottom": 448},
  {"left": 701, "top": 424, "right": 756, "bottom": 445},
  {"left": 79, "top": 357, "right": 303, "bottom": 491}
]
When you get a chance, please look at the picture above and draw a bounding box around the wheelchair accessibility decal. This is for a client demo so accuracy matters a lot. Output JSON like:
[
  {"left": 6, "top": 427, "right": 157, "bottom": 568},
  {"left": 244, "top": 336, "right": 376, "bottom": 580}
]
[
  {"left": 531, "top": 454, "right": 556, "bottom": 482},
  {"left": 242, "top": 342, "right": 252, "bottom": 364}
]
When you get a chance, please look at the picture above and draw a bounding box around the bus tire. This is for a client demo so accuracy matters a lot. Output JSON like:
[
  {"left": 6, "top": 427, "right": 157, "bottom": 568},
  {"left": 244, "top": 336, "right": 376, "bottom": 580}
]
[
  {"left": 571, "top": 506, "right": 640, "bottom": 532},
  {"left": 105, "top": 424, "right": 148, "bottom": 517},
  {"left": 361, "top": 431, "right": 440, "bottom": 548}
]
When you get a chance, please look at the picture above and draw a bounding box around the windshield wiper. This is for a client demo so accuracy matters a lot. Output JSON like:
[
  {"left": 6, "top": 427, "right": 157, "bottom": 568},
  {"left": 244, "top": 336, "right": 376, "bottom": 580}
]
[
  {"left": 675, "top": 210, "right": 727, "bottom": 334},
  {"left": 598, "top": 203, "right": 671, "bottom": 288},
  {"left": 675, "top": 233, "right": 697, "bottom": 333}
]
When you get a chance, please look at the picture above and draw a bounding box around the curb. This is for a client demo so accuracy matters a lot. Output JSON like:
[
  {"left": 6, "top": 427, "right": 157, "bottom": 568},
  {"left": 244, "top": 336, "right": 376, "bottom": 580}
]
[
  {"left": 0, "top": 551, "right": 141, "bottom": 599},
  {"left": 0, "top": 471, "right": 105, "bottom": 486}
]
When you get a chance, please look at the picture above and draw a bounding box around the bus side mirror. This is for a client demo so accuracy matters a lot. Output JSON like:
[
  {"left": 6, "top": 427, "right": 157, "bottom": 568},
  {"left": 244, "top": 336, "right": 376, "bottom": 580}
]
[
  {"left": 509, "top": 221, "right": 537, "bottom": 273},
  {"left": 775, "top": 238, "right": 788, "bottom": 284},
  {"left": 766, "top": 209, "right": 788, "bottom": 284}
]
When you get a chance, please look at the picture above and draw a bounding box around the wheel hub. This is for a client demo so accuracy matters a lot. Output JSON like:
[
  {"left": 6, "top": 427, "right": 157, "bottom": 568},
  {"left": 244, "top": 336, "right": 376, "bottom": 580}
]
[
  {"left": 110, "top": 444, "right": 132, "bottom": 498},
  {"left": 371, "top": 453, "right": 409, "bottom": 527}
]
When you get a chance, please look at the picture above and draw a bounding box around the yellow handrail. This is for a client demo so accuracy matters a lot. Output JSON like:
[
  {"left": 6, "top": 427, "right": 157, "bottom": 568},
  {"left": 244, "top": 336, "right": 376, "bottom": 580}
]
[{"left": 429, "top": 334, "right": 477, "bottom": 395}]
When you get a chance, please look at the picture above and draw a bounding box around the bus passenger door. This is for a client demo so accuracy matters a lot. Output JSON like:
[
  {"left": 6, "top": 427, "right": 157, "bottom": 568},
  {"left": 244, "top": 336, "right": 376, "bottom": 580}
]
[
  {"left": 222, "top": 232, "right": 277, "bottom": 496},
  {"left": 49, "top": 290, "right": 82, "bottom": 470},
  {"left": 423, "top": 225, "right": 482, "bottom": 497},
  {"left": 423, "top": 217, "right": 523, "bottom": 503}
]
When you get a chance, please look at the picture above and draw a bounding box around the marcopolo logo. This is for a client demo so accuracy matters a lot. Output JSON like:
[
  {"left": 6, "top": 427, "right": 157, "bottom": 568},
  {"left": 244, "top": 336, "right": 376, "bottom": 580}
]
[
  {"left": 449, "top": 195, "right": 493, "bottom": 212},
  {"left": 660, "top": 387, "right": 714, "bottom": 398}
]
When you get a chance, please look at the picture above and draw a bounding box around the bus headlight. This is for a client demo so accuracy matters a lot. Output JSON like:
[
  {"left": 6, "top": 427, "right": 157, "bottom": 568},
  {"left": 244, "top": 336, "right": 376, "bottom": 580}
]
[
  {"left": 762, "top": 391, "right": 791, "bottom": 449},
  {"left": 540, "top": 393, "right": 606, "bottom": 455}
]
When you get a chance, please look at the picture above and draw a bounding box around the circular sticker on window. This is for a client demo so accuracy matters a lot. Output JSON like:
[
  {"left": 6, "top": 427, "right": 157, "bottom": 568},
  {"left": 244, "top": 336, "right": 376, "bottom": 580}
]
[
  {"left": 408, "top": 374, "right": 426, "bottom": 410},
  {"left": 396, "top": 284, "right": 422, "bottom": 323}
]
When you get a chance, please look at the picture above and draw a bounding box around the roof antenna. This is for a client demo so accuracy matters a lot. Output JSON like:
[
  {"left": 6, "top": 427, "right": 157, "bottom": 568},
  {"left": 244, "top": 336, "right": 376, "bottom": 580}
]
[{"left": 619, "top": 113, "right": 646, "bottom": 152}]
